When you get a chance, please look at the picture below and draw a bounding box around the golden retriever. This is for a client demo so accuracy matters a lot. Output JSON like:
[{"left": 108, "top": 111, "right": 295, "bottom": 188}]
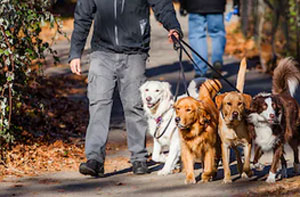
[
  {"left": 215, "top": 58, "right": 253, "bottom": 183},
  {"left": 174, "top": 79, "right": 222, "bottom": 184}
]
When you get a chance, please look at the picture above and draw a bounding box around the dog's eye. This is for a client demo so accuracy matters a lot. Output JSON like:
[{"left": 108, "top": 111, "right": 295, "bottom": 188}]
[
  {"left": 227, "top": 102, "right": 232, "bottom": 106},
  {"left": 238, "top": 102, "right": 242, "bottom": 106},
  {"left": 186, "top": 109, "right": 191, "bottom": 112},
  {"left": 263, "top": 104, "right": 268, "bottom": 109},
  {"left": 155, "top": 89, "right": 160, "bottom": 92},
  {"left": 145, "top": 89, "right": 149, "bottom": 92},
  {"left": 272, "top": 102, "right": 276, "bottom": 108}
]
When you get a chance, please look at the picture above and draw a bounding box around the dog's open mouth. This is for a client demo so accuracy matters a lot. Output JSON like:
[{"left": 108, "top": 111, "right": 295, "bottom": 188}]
[
  {"left": 176, "top": 123, "right": 189, "bottom": 130},
  {"left": 147, "top": 99, "right": 160, "bottom": 109},
  {"left": 177, "top": 124, "right": 186, "bottom": 129},
  {"left": 267, "top": 119, "right": 279, "bottom": 124}
]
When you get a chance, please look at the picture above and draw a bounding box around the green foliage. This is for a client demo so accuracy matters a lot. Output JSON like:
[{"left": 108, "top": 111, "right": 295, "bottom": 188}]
[{"left": 0, "top": 0, "right": 60, "bottom": 144}]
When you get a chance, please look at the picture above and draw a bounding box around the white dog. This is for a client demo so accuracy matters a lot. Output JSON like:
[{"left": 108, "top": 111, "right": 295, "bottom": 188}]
[
  {"left": 140, "top": 81, "right": 180, "bottom": 175},
  {"left": 140, "top": 80, "right": 201, "bottom": 175}
]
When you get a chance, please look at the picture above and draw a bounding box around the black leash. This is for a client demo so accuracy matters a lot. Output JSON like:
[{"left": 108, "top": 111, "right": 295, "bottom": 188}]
[
  {"left": 154, "top": 110, "right": 175, "bottom": 139},
  {"left": 174, "top": 46, "right": 190, "bottom": 101},
  {"left": 171, "top": 35, "right": 240, "bottom": 93}
]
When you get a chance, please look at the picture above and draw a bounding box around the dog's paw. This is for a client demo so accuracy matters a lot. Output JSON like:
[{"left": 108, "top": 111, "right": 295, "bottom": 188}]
[
  {"left": 251, "top": 162, "right": 265, "bottom": 171},
  {"left": 199, "top": 179, "right": 209, "bottom": 183},
  {"left": 157, "top": 169, "right": 172, "bottom": 176},
  {"left": 294, "top": 163, "right": 300, "bottom": 174},
  {"left": 184, "top": 178, "right": 196, "bottom": 184},
  {"left": 266, "top": 172, "right": 276, "bottom": 183},
  {"left": 152, "top": 155, "right": 167, "bottom": 163},
  {"left": 222, "top": 179, "right": 232, "bottom": 184},
  {"left": 241, "top": 172, "right": 249, "bottom": 179}
]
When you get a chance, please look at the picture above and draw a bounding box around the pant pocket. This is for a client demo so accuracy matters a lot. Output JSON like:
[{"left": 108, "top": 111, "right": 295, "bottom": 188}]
[{"left": 87, "top": 73, "right": 114, "bottom": 106}]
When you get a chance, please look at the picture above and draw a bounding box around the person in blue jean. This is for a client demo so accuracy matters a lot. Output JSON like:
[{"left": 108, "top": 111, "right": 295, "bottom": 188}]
[{"left": 180, "top": 0, "right": 240, "bottom": 78}]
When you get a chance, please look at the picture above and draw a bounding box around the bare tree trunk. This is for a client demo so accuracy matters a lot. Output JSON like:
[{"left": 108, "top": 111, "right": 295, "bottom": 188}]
[
  {"left": 296, "top": 0, "right": 300, "bottom": 62},
  {"left": 257, "top": 0, "right": 268, "bottom": 72},
  {"left": 281, "top": 1, "right": 290, "bottom": 54},
  {"left": 241, "top": 0, "right": 250, "bottom": 36}
]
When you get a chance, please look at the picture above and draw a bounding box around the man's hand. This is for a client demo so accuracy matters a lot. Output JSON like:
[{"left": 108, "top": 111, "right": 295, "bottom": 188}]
[
  {"left": 168, "top": 29, "right": 180, "bottom": 43},
  {"left": 70, "top": 58, "right": 81, "bottom": 75}
]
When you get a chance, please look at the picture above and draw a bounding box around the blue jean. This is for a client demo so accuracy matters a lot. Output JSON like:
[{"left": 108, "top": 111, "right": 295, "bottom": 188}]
[{"left": 188, "top": 13, "right": 226, "bottom": 76}]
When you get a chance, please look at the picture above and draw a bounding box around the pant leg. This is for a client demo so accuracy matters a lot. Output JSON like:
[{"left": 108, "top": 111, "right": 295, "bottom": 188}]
[
  {"left": 117, "top": 53, "right": 148, "bottom": 163},
  {"left": 188, "top": 13, "right": 208, "bottom": 76},
  {"left": 85, "top": 51, "right": 117, "bottom": 164},
  {"left": 207, "top": 14, "right": 226, "bottom": 65}
]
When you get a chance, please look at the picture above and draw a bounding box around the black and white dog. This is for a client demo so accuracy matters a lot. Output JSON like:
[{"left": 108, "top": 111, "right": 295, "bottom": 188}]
[{"left": 248, "top": 57, "right": 300, "bottom": 183}]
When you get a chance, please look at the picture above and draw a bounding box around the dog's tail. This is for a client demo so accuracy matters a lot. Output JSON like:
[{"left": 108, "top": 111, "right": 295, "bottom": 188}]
[
  {"left": 272, "top": 57, "right": 300, "bottom": 97},
  {"left": 198, "top": 79, "right": 222, "bottom": 100},
  {"left": 236, "top": 57, "right": 247, "bottom": 93}
]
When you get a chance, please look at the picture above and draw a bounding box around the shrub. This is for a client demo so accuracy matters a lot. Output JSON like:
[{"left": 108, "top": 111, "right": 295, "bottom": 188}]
[{"left": 0, "top": 0, "right": 61, "bottom": 145}]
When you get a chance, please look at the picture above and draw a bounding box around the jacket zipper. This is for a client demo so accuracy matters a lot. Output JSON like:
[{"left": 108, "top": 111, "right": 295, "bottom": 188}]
[
  {"left": 121, "top": 0, "right": 125, "bottom": 14},
  {"left": 114, "top": 0, "right": 119, "bottom": 46}
]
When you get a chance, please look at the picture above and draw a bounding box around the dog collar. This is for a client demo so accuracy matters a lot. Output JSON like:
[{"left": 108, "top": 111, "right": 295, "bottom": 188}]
[{"left": 155, "top": 116, "right": 162, "bottom": 125}]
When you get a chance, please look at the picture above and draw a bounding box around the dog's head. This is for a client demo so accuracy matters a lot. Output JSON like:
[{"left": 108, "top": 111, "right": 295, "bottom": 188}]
[
  {"left": 139, "top": 81, "right": 172, "bottom": 110},
  {"left": 249, "top": 93, "right": 283, "bottom": 125},
  {"left": 174, "top": 97, "right": 211, "bottom": 132},
  {"left": 215, "top": 92, "right": 252, "bottom": 126}
]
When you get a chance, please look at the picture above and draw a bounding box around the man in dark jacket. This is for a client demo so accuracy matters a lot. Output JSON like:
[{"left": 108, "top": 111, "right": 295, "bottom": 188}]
[
  {"left": 180, "top": 0, "right": 239, "bottom": 78},
  {"left": 69, "top": 0, "right": 182, "bottom": 177}
]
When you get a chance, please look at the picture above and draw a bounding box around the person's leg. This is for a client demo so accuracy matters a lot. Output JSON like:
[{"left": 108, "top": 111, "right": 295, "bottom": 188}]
[
  {"left": 207, "top": 13, "right": 226, "bottom": 66},
  {"left": 117, "top": 53, "right": 148, "bottom": 164},
  {"left": 85, "top": 51, "right": 117, "bottom": 164},
  {"left": 188, "top": 13, "right": 208, "bottom": 77}
]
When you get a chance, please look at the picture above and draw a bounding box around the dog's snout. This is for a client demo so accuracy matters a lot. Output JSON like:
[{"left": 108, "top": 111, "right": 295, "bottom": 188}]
[
  {"left": 269, "top": 114, "right": 275, "bottom": 119},
  {"left": 175, "top": 117, "right": 180, "bottom": 123},
  {"left": 146, "top": 96, "right": 152, "bottom": 102},
  {"left": 232, "top": 111, "right": 238, "bottom": 119}
]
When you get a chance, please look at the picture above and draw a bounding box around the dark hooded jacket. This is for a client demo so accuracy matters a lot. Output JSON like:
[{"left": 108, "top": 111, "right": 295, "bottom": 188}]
[
  {"left": 69, "top": 0, "right": 182, "bottom": 62},
  {"left": 180, "top": 0, "right": 240, "bottom": 14}
]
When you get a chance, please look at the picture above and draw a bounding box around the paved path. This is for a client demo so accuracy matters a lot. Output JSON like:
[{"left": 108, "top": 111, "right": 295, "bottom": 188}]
[{"left": 1, "top": 4, "right": 300, "bottom": 197}]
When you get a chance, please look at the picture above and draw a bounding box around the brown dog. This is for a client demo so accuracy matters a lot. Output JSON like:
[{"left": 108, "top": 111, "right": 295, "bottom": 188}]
[
  {"left": 248, "top": 57, "right": 300, "bottom": 182},
  {"left": 174, "top": 79, "right": 222, "bottom": 184},
  {"left": 215, "top": 58, "right": 253, "bottom": 183}
]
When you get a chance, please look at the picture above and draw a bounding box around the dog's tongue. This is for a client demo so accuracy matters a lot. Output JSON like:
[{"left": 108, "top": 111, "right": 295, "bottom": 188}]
[
  {"left": 147, "top": 103, "right": 154, "bottom": 108},
  {"left": 268, "top": 119, "right": 277, "bottom": 124}
]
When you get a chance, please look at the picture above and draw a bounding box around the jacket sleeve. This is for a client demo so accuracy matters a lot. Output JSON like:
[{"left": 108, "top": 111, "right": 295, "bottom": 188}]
[
  {"left": 68, "top": 0, "right": 96, "bottom": 62},
  {"left": 148, "top": 0, "right": 183, "bottom": 37}
]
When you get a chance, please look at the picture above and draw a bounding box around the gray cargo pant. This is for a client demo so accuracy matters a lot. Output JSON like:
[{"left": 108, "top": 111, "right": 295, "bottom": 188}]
[{"left": 85, "top": 50, "right": 148, "bottom": 164}]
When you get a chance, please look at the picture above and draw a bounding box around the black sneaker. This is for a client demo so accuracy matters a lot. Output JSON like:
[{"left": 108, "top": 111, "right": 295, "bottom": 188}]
[
  {"left": 79, "top": 159, "right": 104, "bottom": 177},
  {"left": 212, "top": 61, "right": 223, "bottom": 78},
  {"left": 132, "top": 161, "right": 148, "bottom": 175}
]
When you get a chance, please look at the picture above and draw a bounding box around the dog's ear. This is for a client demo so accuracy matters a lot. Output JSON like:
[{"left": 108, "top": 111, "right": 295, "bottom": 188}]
[
  {"left": 242, "top": 94, "right": 252, "bottom": 110},
  {"left": 139, "top": 81, "right": 148, "bottom": 92},
  {"left": 248, "top": 96, "right": 259, "bottom": 113},
  {"left": 162, "top": 82, "right": 172, "bottom": 100},
  {"left": 198, "top": 108, "right": 210, "bottom": 125},
  {"left": 215, "top": 93, "right": 226, "bottom": 110}
]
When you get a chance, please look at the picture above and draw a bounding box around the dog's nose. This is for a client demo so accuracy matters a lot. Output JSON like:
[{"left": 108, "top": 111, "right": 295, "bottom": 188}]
[
  {"left": 269, "top": 114, "right": 275, "bottom": 119},
  {"left": 175, "top": 117, "right": 180, "bottom": 123},
  {"left": 232, "top": 111, "right": 238, "bottom": 119},
  {"left": 146, "top": 96, "right": 152, "bottom": 102}
]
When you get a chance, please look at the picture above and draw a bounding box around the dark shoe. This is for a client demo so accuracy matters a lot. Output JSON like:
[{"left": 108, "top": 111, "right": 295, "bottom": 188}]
[
  {"left": 79, "top": 159, "right": 104, "bottom": 177},
  {"left": 132, "top": 161, "right": 148, "bottom": 175},
  {"left": 212, "top": 61, "right": 223, "bottom": 78}
]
